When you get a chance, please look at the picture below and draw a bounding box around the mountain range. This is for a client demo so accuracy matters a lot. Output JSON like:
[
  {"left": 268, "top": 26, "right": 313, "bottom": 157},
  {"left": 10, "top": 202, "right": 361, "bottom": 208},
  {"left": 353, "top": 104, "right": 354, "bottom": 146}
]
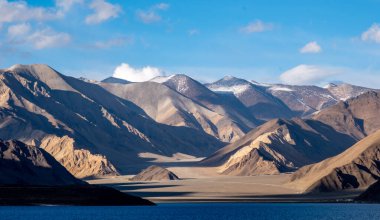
[
  {"left": 0, "top": 64, "right": 221, "bottom": 178},
  {"left": 1, "top": 63, "right": 379, "bottom": 190},
  {"left": 202, "top": 90, "right": 380, "bottom": 176}
]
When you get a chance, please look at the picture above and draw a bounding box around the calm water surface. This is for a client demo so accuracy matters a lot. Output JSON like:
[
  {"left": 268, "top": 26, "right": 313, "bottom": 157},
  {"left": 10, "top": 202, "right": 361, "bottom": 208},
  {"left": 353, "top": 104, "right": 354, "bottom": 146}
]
[{"left": 0, "top": 203, "right": 379, "bottom": 220}]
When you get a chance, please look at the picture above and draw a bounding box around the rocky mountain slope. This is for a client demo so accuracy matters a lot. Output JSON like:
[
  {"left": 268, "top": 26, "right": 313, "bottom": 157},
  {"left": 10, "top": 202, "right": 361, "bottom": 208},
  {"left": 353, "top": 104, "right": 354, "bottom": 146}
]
[
  {"left": 202, "top": 118, "right": 356, "bottom": 175},
  {"left": 130, "top": 165, "right": 180, "bottom": 181},
  {"left": 149, "top": 75, "right": 262, "bottom": 142},
  {"left": 206, "top": 77, "right": 377, "bottom": 118},
  {"left": 267, "top": 84, "right": 337, "bottom": 117},
  {"left": 288, "top": 129, "right": 380, "bottom": 193},
  {"left": 202, "top": 90, "right": 380, "bottom": 176},
  {"left": 101, "top": 79, "right": 258, "bottom": 142},
  {"left": 0, "top": 64, "right": 222, "bottom": 178},
  {"left": 325, "top": 83, "right": 375, "bottom": 101},
  {"left": 0, "top": 138, "right": 154, "bottom": 206},
  {"left": 312, "top": 91, "right": 380, "bottom": 140},
  {"left": 206, "top": 76, "right": 295, "bottom": 120},
  {"left": 0, "top": 139, "right": 84, "bottom": 185}
]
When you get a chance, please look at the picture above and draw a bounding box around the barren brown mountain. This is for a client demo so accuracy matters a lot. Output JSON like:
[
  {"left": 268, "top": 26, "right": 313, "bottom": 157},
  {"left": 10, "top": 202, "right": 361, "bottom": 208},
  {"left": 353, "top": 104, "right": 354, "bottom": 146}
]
[
  {"left": 0, "top": 139, "right": 84, "bottom": 185},
  {"left": 206, "top": 76, "right": 295, "bottom": 120},
  {"left": 101, "top": 80, "right": 258, "bottom": 142},
  {"left": 202, "top": 118, "right": 356, "bottom": 175},
  {"left": 288, "top": 129, "right": 380, "bottom": 193},
  {"left": 0, "top": 64, "right": 222, "bottom": 178},
  {"left": 130, "top": 165, "right": 180, "bottom": 181},
  {"left": 202, "top": 91, "right": 380, "bottom": 177},
  {"left": 312, "top": 91, "right": 380, "bottom": 140}
]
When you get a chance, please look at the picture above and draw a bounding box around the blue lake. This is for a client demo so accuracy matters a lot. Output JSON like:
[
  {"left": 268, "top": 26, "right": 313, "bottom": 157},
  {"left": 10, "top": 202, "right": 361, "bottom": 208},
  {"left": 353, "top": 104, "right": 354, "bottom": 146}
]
[{"left": 0, "top": 203, "right": 379, "bottom": 220}]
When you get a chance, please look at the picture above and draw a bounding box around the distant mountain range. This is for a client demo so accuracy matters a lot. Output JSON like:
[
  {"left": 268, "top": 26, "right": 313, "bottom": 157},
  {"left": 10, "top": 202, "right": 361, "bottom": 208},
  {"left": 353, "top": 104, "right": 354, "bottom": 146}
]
[
  {"left": 0, "top": 64, "right": 222, "bottom": 178},
  {"left": 206, "top": 76, "right": 377, "bottom": 119},
  {"left": 202, "top": 91, "right": 380, "bottom": 177},
  {"left": 1, "top": 64, "right": 379, "bottom": 188}
]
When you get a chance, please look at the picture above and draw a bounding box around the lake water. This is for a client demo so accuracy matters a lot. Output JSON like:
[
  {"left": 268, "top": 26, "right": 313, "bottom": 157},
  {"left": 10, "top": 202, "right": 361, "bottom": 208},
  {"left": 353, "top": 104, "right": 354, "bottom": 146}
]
[{"left": 0, "top": 203, "right": 379, "bottom": 220}]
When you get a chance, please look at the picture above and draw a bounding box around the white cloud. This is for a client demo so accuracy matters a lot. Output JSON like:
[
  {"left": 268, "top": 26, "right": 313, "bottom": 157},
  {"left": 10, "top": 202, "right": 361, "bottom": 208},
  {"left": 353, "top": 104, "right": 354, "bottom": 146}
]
[
  {"left": 280, "top": 64, "right": 342, "bottom": 85},
  {"left": 85, "top": 0, "right": 121, "bottom": 25},
  {"left": 361, "top": 23, "right": 380, "bottom": 43},
  {"left": 6, "top": 24, "right": 70, "bottom": 49},
  {"left": 153, "top": 3, "right": 170, "bottom": 10},
  {"left": 7, "top": 23, "right": 31, "bottom": 38},
  {"left": 55, "top": 0, "right": 83, "bottom": 12},
  {"left": 0, "top": 0, "right": 61, "bottom": 23},
  {"left": 300, "top": 41, "right": 322, "bottom": 54},
  {"left": 136, "top": 3, "right": 169, "bottom": 24},
  {"left": 27, "top": 28, "right": 71, "bottom": 49},
  {"left": 136, "top": 11, "right": 161, "bottom": 23},
  {"left": 113, "top": 63, "right": 164, "bottom": 82},
  {"left": 240, "top": 20, "right": 273, "bottom": 34}
]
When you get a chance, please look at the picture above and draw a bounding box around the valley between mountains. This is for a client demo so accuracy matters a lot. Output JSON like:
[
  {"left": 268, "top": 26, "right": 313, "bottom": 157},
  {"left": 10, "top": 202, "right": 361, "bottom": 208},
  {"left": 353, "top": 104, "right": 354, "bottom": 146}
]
[{"left": 2, "top": 64, "right": 380, "bottom": 203}]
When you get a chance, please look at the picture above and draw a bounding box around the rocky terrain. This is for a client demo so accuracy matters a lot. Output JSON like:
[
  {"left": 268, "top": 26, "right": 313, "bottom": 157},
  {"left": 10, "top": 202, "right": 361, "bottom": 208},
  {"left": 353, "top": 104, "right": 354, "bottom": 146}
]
[
  {"left": 206, "top": 76, "right": 295, "bottom": 120},
  {"left": 206, "top": 76, "right": 377, "bottom": 119},
  {"left": 312, "top": 91, "right": 380, "bottom": 140},
  {"left": 202, "top": 118, "right": 356, "bottom": 175},
  {"left": 288, "top": 129, "right": 380, "bottom": 193},
  {"left": 0, "top": 64, "right": 222, "bottom": 178},
  {"left": 101, "top": 80, "right": 258, "bottom": 142},
  {"left": 130, "top": 165, "right": 180, "bottom": 181},
  {"left": 325, "top": 83, "right": 374, "bottom": 101},
  {"left": 0, "top": 139, "right": 84, "bottom": 185},
  {"left": 1, "top": 63, "right": 379, "bottom": 186},
  {"left": 202, "top": 90, "right": 380, "bottom": 177},
  {"left": 149, "top": 75, "right": 262, "bottom": 142},
  {"left": 267, "top": 84, "right": 337, "bottom": 116},
  {"left": 0, "top": 138, "right": 154, "bottom": 206}
]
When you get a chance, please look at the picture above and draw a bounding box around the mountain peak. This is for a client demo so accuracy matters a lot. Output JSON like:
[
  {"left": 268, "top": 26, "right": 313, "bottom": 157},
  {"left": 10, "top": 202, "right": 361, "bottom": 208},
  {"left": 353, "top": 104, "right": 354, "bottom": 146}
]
[
  {"left": 213, "top": 75, "right": 249, "bottom": 86},
  {"left": 2, "top": 63, "right": 77, "bottom": 92},
  {"left": 7, "top": 64, "right": 54, "bottom": 72},
  {"left": 222, "top": 75, "right": 237, "bottom": 81},
  {"left": 323, "top": 83, "right": 337, "bottom": 89},
  {"left": 101, "top": 77, "right": 130, "bottom": 84}
]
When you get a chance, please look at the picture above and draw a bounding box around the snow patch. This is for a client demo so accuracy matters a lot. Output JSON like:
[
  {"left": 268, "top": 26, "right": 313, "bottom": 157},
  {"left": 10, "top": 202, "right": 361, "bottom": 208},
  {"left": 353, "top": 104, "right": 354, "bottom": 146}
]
[
  {"left": 269, "top": 87, "right": 294, "bottom": 92},
  {"left": 209, "top": 84, "right": 250, "bottom": 95}
]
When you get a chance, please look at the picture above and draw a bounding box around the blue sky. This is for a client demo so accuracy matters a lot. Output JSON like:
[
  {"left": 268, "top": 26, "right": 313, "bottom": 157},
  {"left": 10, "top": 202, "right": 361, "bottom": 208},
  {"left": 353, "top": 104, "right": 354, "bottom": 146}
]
[{"left": 1, "top": 0, "right": 380, "bottom": 87}]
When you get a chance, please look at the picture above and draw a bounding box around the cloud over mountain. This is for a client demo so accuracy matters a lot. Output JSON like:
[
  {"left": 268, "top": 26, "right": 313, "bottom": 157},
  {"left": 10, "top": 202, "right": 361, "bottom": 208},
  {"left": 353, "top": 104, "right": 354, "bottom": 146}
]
[
  {"left": 280, "top": 65, "right": 341, "bottom": 85},
  {"left": 113, "top": 63, "right": 164, "bottom": 82}
]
